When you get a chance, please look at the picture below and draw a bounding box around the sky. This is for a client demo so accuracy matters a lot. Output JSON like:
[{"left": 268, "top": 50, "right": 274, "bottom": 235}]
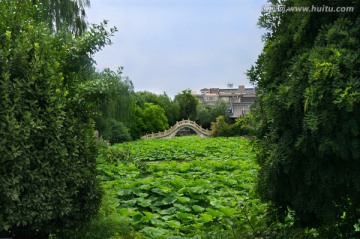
[{"left": 87, "top": 0, "right": 267, "bottom": 97}]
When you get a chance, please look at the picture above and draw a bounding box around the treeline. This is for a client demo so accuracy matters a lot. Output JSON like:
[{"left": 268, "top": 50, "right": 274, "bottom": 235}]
[{"left": 90, "top": 70, "right": 246, "bottom": 144}]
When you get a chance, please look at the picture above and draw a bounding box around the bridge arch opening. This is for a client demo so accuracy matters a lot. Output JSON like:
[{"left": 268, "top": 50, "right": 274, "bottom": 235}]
[{"left": 174, "top": 127, "right": 197, "bottom": 137}]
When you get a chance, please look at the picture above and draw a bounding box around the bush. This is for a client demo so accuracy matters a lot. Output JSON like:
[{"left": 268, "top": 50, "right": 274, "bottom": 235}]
[
  {"left": 211, "top": 115, "right": 251, "bottom": 137},
  {"left": 104, "top": 119, "right": 132, "bottom": 144},
  {"left": 64, "top": 192, "right": 141, "bottom": 239},
  {"left": 210, "top": 116, "right": 230, "bottom": 137},
  {"left": 229, "top": 116, "right": 250, "bottom": 136},
  {"left": 0, "top": 1, "right": 115, "bottom": 237}
]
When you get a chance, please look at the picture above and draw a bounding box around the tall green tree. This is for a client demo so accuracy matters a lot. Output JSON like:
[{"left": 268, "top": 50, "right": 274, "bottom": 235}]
[
  {"left": 0, "top": 1, "right": 116, "bottom": 237},
  {"left": 34, "top": 0, "right": 90, "bottom": 35},
  {"left": 195, "top": 101, "right": 229, "bottom": 129},
  {"left": 130, "top": 104, "right": 147, "bottom": 139},
  {"left": 135, "top": 91, "right": 180, "bottom": 126},
  {"left": 248, "top": 0, "right": 360, "bottom": 236},
  {"left": 157, "top": 92, "right": 180, "bottom": 126},
  {"left": 87, "top": 68, "right": 134, "bottom": 143},
  {"left": 135, "top": 91, "right": 161, "bottom": 106},
  {"left": 136, "top": 103, "right": 169, "bottom": 134},
  {"left": 195, "top": 104, "right": 212, "bottom": 129},
  {"left": 174, "top": 89, "right": 199, "bottom": 120}
]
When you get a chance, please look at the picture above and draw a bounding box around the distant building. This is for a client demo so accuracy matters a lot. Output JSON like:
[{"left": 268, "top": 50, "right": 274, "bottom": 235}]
[{"left": 193, "top": 85, "right": 256, "bottom": 118}]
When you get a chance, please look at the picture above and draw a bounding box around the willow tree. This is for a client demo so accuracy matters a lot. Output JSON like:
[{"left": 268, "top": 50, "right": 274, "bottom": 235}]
[
  {"left": 248, "top": 0, "right": 360, "bottom": 237},
  {"left": 88, "top": 68, "right": 135, "bottom": 143},
  {"left": 34, "top": 0, "right": 90, "bottom": 34}
]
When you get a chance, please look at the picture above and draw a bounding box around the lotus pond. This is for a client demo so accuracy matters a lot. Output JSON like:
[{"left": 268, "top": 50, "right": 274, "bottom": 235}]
[{"left": 97, "top": 137, "right": 268, "bottom": 238}]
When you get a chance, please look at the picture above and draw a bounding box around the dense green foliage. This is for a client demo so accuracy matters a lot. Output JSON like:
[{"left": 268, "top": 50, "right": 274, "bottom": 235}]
[
  {"left": 211, "top": 115, "right": 251, "bottom": 137},
  {"left": 141, "top": 103, "right": 169, "bottom": 133},
  {"left": 92, "top": 86, "right": 237, "bottom": 142},
  {"left": 89, "top": 68, "right": 134, "bottom": 143},
  {"left": 128, "top": 91, "right": 176, "bottom": 139},
  {"left": 248, "top": 0, "right": 360, "bottom": 236},
  {"left": 174, "top": 90, "right": 199, "bottom": 121},
  {"left": 36, "top": 0, "right": 90, "bottom": 35},
  {"left": 91, "top": 85, "right": 236, "bottom": 141},
  {"left": 0, "top": 1, "right": 115, "bottom": 237},
  {"left": 93, "top": 88, "right": 181, "bottom": 142},
  {"left": 133, "top": 90, "right": 233, "bottom": 134},
  {"left": 95, "top": 137, "right": 269, "bottom": 238},
  {"left": 64, "top": 191, "right": 141, "bottom": 239},
  {"left": 135, "top": 91, "right": 180, "bottom": 127},
  {"left": 105, "top": 119, "right": 132, "bottom": 144},
  {"left": 195, "top": 101, "right": 230, "bottom": 129},
  {"left": 210, "top": 116, "right": 230, "bottom": 137}
]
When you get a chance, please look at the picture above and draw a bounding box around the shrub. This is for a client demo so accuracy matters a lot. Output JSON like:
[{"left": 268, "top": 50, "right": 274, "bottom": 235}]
[
  {"left": 211, "top": 116, "right": 230, "bottom": 137},
  {"left": 104, "top": 119, "right": 132, "bottom": 144},
  {"left": 0, "top": 1, "right": 115, "bottom": 237},
  {"left": 64, "top": 192, "right": 141, "bottom": 239}
]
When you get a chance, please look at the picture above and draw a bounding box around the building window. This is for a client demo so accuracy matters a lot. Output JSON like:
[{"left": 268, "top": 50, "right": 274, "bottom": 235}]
[{"left": 205, "top": 97, "right": 215, "bottom": 101}]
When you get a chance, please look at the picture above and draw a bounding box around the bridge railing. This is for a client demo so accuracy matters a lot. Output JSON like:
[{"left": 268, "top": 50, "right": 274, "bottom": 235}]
[{"left": 141, "top": 119, "right": 211, "bottom": 139}]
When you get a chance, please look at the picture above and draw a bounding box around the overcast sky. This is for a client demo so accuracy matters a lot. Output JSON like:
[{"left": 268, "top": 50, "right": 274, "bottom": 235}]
[{"left": 87, "top": 0, "right": 266, "bottom": 97}]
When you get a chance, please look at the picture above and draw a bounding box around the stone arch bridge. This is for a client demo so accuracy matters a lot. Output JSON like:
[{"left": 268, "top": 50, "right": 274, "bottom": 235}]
[{"left": 141, "top": 120, "right": 211, "bottom": 140}]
